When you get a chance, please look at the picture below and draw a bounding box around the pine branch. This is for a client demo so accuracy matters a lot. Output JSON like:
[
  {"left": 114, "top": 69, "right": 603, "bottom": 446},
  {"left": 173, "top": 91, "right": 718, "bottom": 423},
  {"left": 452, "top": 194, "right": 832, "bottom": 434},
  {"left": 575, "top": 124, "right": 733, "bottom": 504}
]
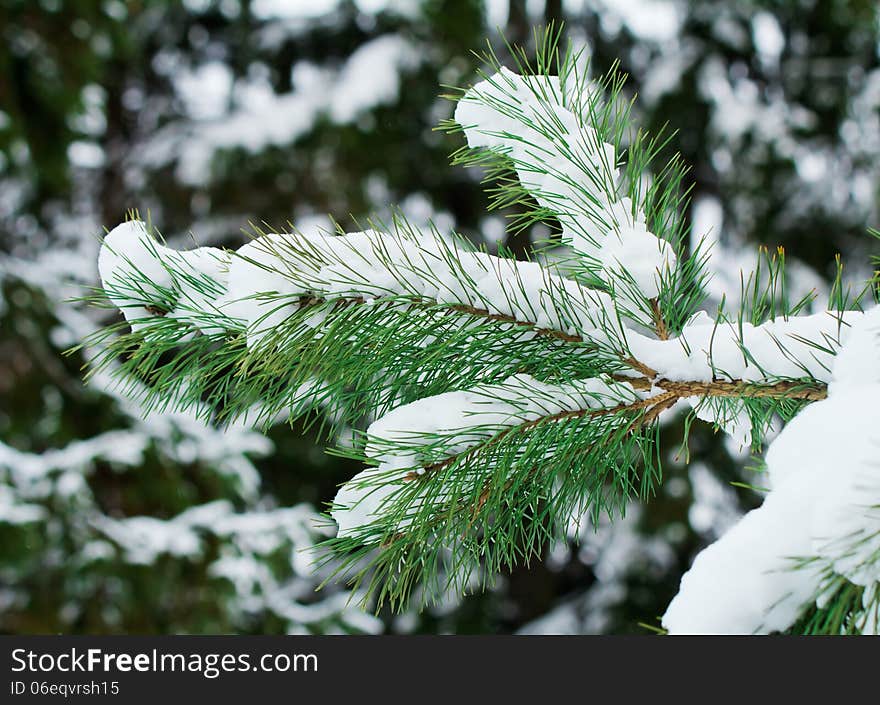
[
  {"left": 78, "top": 26, "right": 878, "bottom": 629},
  {"left": 613, "top": 374, "right": 827, "bottom": 401},
  {"left": 403, "top": 387, "right": 672, "bottom": 481}
]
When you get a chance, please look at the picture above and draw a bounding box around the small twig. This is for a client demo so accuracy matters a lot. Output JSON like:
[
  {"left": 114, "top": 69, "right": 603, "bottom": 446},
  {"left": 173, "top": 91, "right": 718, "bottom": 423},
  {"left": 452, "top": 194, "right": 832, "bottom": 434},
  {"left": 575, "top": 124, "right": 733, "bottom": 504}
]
[
  {"left": 615, "top": 376, "right": 828, "bottom": 402},
  {"left": 404, "top": 393, "right": 678, "bottom": 482},
  {"left": 649, "top": 297, "right": 669, "bottom": 340},
  {"left": 623, "top": 356, "right": 658, "bottom": 378},
  {"left": 292, "top": 293, "right": 589, "bottom": 344},
  {"left": 448, "top": 304, "right": 583, "bottom": 343},
  {"left": 404, "top": 374, "right": 826, "bottom": 483}
]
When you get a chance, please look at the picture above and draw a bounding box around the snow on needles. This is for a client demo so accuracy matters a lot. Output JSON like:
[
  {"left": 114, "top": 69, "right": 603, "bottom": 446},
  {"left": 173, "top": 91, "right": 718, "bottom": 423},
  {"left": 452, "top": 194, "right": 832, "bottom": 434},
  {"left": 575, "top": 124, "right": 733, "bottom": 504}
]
[
  {"left": 98, "top": 220, "right": 231, "bottom": 336},
  {"left": 454, "top": 67, "right": 676, "bottom": 299},
  {"left": 99, "top": 219, "right": 619, "bottom": 349},
  {"left": 663, "top": 304, "right": 880, "bottom": 634},
  {"left": 629, "top": 308, "right": 857, "bottom": 385},
  {"left": 332, "top": 374, "right": 637, "bottom": 538},
  {"left": 629, "top": 308, "right": 858, "bottom": 447}
]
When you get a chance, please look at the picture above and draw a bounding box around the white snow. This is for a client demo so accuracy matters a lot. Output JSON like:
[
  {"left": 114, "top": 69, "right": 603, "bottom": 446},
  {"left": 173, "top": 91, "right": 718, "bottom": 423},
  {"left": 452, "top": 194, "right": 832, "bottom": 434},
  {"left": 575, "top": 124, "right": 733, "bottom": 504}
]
[
  {"left": 663, "top": 304, "right": 880, "bottom": 634},
  {"left": 331, "top": 466, "right": 404, "bottom": 539},
  {"left": 331, "top": 373, "right": 636, "bottom": 537},
  {"left": 364, "top": 373, "right": 628, "bottom": 463},
  {"left": 174, "top": 60, "right": 234, "bottom": 121},
  {"left": 591, "top": 0, "right": 685, "bottom": 43},
  {"left": 329, "top": 35, "right": 419, "bottom": 123},
  {"left": 0, "top": 485, "right": 46, "bottom": 525},
  {"left": 454, "top": 67, "right": 677, "bottom": 299},
  {"left": 828, "top": 304, "right": 880, "bottom": 391},
  {"left": 219, "top": 232, "right": 303, "bottom": 346},
  {"left": 629, "top": 308, "right": 858, "bottom": 384},
  {"left": 687, "top": 463, "right": 742, "bottom": 539},
  {"left": 98, "top": 220, "right": 174, "bottom": 324},
  {"left": 593, "top": 210, "right": 677, "bottom": 296},
  {"left": 751, "top": 12, "right": 785, "bottom": 70},
  {"left": 99, "top": 220, "right": 623, "bottom": 349},
  {"left": 663, "top": 474, "right": 819, "bottom": 634},
  {"left": 98, "top": 220, "right": 231, "bottom": 335},
  {"left": 145, "top": 35, "right": 420, "bottom": 185}
]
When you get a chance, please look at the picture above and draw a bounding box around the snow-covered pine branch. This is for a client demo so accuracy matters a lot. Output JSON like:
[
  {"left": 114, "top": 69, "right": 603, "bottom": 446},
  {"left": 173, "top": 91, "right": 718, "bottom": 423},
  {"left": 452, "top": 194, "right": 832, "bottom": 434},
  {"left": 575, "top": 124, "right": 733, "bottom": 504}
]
[
  {"left": 663, "top": 305, "right": 880, "bottom": 634},
  {"left": 84, "top": 28, "right": 877, "bottom": 630},
  {"left": 451, "top": 57, "right": 678, "bottom": 308}
]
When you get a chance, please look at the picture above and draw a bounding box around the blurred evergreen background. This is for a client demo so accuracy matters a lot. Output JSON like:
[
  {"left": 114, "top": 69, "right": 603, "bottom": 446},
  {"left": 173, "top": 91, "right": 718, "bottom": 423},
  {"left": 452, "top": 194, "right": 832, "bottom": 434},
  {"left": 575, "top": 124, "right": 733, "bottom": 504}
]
[{"left": 0, "top": 0, "right": 877, "bottom": 634}]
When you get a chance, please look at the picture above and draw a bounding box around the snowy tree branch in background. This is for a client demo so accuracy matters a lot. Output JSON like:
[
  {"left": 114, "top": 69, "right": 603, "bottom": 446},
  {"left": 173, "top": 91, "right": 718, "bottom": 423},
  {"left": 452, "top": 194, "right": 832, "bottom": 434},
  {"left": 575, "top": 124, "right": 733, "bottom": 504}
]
[{"left": 80, "top": 27, "right": 879, "bottom": 632}]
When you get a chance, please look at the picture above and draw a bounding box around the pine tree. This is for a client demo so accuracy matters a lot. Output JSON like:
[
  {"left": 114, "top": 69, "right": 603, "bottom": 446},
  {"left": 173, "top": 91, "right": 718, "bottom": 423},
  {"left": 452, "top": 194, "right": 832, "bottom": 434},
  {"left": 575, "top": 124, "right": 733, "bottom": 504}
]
[{"left": 82, "top": 27, "right": 880, "bottom": 635}]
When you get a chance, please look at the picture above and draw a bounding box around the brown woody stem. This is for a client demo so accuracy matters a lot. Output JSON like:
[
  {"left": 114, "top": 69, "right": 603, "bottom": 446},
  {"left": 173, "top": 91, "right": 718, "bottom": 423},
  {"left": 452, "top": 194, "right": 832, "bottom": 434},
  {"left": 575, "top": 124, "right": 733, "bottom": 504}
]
[
  {"left": 612, "top": 375, "right": 827, "bottom": 402},
  {"left": 649, "top": 297, "right": 669, "bottom": 340},
  {"left": 403, "top": 392, "right": 681, "bottom": 482},
  {"left": 295, "top": 293, "right": 590, "bottom": 344},
  {"left": 404, "top": 376, "right": 826, "bottom": 482}
]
